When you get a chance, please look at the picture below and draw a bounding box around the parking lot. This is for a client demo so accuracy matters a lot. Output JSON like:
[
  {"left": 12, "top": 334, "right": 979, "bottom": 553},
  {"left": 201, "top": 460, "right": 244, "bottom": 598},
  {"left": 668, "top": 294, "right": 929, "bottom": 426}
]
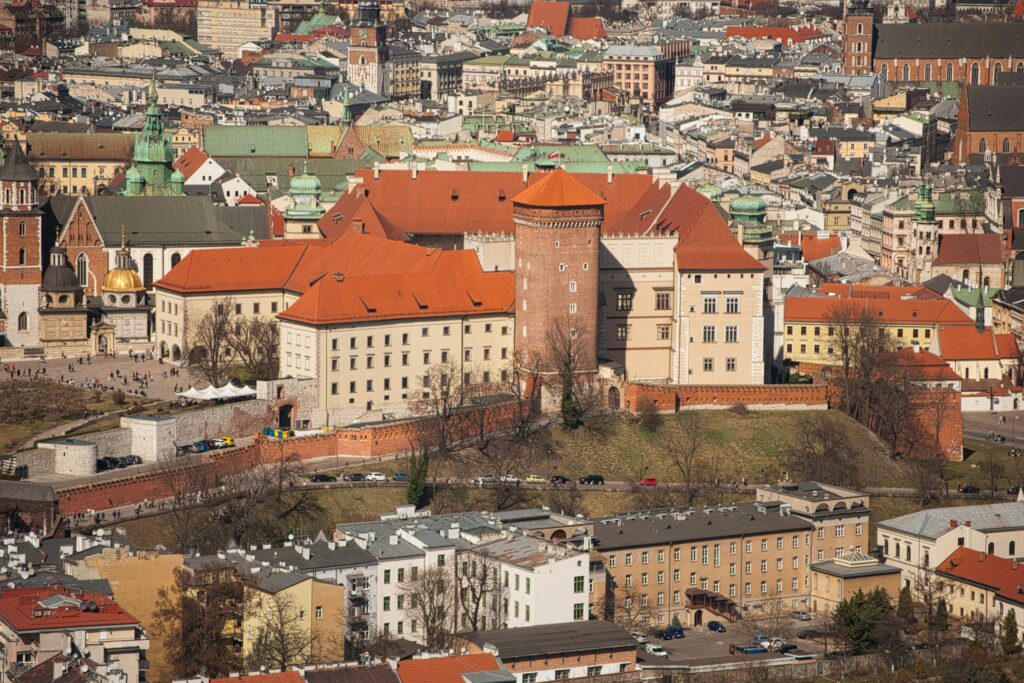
[{"left": 635, "top": 619, "right": 825, "bottom": 665}]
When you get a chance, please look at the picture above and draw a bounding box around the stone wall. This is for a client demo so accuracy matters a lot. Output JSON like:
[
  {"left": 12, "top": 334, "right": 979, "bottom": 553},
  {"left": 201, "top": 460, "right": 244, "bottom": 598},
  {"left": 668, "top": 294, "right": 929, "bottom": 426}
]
[
  {"left": 37, "top": 439, "right": 97, "bottom": 476},
  {"left": 80, "top": 427, "right": 132, "bottom": 457}
]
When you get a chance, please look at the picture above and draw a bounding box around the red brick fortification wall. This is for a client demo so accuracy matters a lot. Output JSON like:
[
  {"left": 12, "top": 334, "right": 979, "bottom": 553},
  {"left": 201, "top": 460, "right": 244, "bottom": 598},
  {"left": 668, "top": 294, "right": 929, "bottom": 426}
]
[
  {"left": 56, "top": 398, "right": 519, "bottom": 513},
  {"left": 623, "top": 383, "right": 829, "bottom": 413}
]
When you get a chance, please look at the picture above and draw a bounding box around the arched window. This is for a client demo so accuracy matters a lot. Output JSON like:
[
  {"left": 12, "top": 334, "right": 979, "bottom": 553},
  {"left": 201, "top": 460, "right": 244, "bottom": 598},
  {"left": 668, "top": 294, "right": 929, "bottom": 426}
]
[
  {"left": 170, "top": 252, "right": 181, "bottom": 268},
  {"left": 984, "top": 276, "right": 991, "bottom": 287},
  {"left": 895, "top": 544, "right": 901, "bottom": 559},
  {"left": 143, "top": 254, "right": 153, "bottom": 288},
  {"left": 77, "top": 253, "right": 88, "bottom": 287},
  {"left": 995, "top": 64, "right": 1003, "bottom": 77},
  {"left": 907, "top": 547, "right": 912, "bottom": 563},
  {"left": 984, "top": 368, "right": 990, "bottom": 379},
  {"left": 989, "top": 542, "right": 995, "bottom": 554},
  {"left": 924, "top": 64, "right": 932, "bottom": 81},
  {"left": 881, "top": 65, "right": 888, "bottom": 81},
  {"left": 980, "top": 138, "right": 988, "bottom": 154},
  {"left": 856, "top": 22, "right": 863, "bottom": 34},
  {"left": 1011, "top": 541, "right": 1017, "bottom": 556},
  {"left": 946, "top": 63, "right": 954, "bottom": 81},
  {"left": 902, "top": 64, "right": 910, "bottom": 81},
  {"left": 18, "top": 221, "right": 25, "bottom": 237},
  {"left": 1018, "top": 63, "right": 1024, "bottom": 73},
  {"left": 963, "top": 269, "right": 971, "bottom": 282},
  {"left": 17, "top": 248, "right": 25, "bottom": 265},
  {"left": 971, "top": 63, "right": 981, "bottom": 85},
  {"left": 16, "top": 312, "right": 27, "bottom": 331},
  {"left": 1018, "top": 208, "right": 1024, "bottom": 225},
  {"left": 1005, "top": 138, "right": 1012, "bottom": 154}
]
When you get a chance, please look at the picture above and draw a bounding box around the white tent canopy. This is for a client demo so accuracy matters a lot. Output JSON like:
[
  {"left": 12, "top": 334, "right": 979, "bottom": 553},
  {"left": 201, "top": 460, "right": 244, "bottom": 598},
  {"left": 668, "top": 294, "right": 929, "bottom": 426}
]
[{"left": 176, "top": 383, "right": 257, "bottom": 401}]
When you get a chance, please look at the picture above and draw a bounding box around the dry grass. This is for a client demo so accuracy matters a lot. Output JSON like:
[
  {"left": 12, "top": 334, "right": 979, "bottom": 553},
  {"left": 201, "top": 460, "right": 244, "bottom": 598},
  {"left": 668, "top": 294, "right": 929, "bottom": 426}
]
[{"left": 0, "top": 389, "right": 146, "bottom": 452}]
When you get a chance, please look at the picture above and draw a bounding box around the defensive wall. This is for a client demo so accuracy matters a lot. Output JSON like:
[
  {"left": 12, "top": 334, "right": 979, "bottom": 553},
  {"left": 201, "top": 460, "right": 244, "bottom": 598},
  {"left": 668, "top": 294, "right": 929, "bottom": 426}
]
[{"left": 622, "top": 383, "right": 830, "bottom": 412}]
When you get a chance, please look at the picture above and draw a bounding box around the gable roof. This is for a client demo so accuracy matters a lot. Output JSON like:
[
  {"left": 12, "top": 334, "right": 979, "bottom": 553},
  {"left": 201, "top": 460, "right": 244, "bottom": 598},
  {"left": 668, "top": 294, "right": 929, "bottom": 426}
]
[
  {"left": 396, "top": 653, "right": 503, "bottom": 683},
  {"left": 212, "top": 673, "right": 304, "bottom": 683},
  {"left": 878, "top": 501, "right": 1024, "bottom": 539},
  {"left": 933, "top": 233, "right": 1003, "bottom": 266},
  {"left": 937, "top": 546, "right": 1024, "bottom": 606},
  {"left": 26, "top": 132, "right": 134, "bottom": 162},
  {"left": 875, "top": 23, "right": 1024, "bottom": 60},
  {"left": 784, "top": 295, "right": 974, "bottom": 326},
  {"left": 938, "top": 327, "right": 1018, "bottom": 361},
  {"left": 527, "top": 0, "right": 570, "bottom": 36},
  {"left": 173, "top": 145, "right": 211, "bottom": 181},
  {"left": 965, "top": 86, "right": 1024, "bottom": 132},
  {"left": 463, "top": 620, "right": 635, "bottom": 660}
]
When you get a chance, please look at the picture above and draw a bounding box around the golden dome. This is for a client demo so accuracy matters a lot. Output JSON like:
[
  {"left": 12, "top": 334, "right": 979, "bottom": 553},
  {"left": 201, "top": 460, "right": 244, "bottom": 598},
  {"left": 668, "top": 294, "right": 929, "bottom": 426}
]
[{"left": 102, "top": 266, "right": 145, "bottom": 293}]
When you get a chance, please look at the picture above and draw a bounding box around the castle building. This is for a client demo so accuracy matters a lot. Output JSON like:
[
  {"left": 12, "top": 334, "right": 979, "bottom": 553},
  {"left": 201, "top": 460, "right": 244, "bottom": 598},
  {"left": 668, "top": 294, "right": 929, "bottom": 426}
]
[
  {"left": 347, "top": 0, "right": 389, "bottom": 96},
  {"left": 512, "top": 169, "right": 602, "bottom": 375},
  {"left": 0, "top": 141, "right": 44, "bottom": 349},
  {"left": 38, "top": 246, "right": 89, "bottom": 355},
  {"left": 123, "top": 81, "right": 184, "bottom": 197},
  {"left": 96, "top": 232, "right": 150, "bottom": 353}
]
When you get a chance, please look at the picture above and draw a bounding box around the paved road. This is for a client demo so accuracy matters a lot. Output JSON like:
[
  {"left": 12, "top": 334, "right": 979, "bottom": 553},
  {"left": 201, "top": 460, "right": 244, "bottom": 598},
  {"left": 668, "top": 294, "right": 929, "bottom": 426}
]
[{"left": 964, "top": 411, "right": 1024, "bottom": 447}]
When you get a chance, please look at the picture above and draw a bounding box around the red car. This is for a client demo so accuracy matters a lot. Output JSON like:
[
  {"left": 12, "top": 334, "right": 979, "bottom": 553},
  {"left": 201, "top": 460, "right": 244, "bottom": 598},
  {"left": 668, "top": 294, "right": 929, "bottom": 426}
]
[{"left": 637, "top": 478, "right": 658, "bottom": 487}]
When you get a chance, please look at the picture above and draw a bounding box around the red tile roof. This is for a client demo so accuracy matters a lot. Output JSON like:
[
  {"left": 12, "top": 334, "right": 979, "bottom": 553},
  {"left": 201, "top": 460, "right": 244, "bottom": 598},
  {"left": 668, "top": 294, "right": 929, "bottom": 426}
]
[
  {"left": 816, "top": 283, "right": 939, "bottom": 300},
  {"left": 725, "top": 25, "right": 823, "bottom": 43},
  {"left": 155, "top": 243, "right": 317, "bottom": 294},
  {"left": 937, "top": 547, "right": 1024, "bottom": 606},
  {"left": 1015, "top": 0, "right": 1024, "bottom": 18},
  {"left": 172, "top": 146, "right": 209, "bottom": 181},
  {"left": 212, "top": 673, "right": 303, "bottom": 683},
  {"left": 778, "top": 232, "right": 841, "bottom": 262},
  {"left": 238, "top": 193, "right": 262, "bottom": 205},
  {"left": 0, "top": 587, "right": 139, "bottom": 633},
  {"left": 933, "top": 233, "right": 1003, "bottom": 266},
  {"left": 527, "top": 0, "right": 571, "bottom": 36},
  {"left": 673, "top": 198, "right": 765, "bottom": 272},
  {"left": 511, "top": 168, "right": 606, "bottom": 208},
  {"left": 397, "top": 654, "right": 502, "bottom": 683},
  {"left": 938, "top": 326, "right": 1018, "bottom": 361},
  {"left": 567, "top": 16, "right": 607, "bottom": 40},
  {"left": 896, "top": 347, "right": 961, "bottom": 381},
  {"left": 784, "top": 295, "right": 974, "bottom": 326}
]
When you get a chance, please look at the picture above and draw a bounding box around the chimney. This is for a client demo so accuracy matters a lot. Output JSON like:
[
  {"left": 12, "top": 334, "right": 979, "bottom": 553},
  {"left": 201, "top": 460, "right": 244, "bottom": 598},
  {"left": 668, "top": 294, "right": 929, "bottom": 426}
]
[
  {"left": 607, "top": 164, "right": 613, "bottom": 184},
  {"left": 950, "top": 520, "right": 958, "bottom": 528},
  {"left": 374, "top": 162, "right": 380, "bottom": 180},
  {"left": 389, "top": 534, "right": 398, "bottom": 545},
  {"left": 412, "top": 165, "right": 418, "bottom": 180},
  {"left": 980, "top": 553, "right": 987, "bottom": 562},
  {"left": 522, "top": 163, "right": 529, "bottom": 183},
  {"left": 965, "top": 521, "right": 972, "bottom": 528}
]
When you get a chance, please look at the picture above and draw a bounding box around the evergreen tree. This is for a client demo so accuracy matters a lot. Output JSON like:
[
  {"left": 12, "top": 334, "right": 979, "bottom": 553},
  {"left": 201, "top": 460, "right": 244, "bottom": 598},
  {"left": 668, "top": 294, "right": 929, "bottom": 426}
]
[
  {"left": 1001, "top": 609, "right": 1019, "bottom": 656},
  {"left": 936, "top": 598, "right": 949, "bottom": 631},
  {"left": 560, "top": 365, "right": 580, "bottom": 429},
  {"left": 897, "top": 584, "right": 915, "bottom": 623},
  {"left": 831, "top": 588, "right": 893, "bottom": 654},
  {"left": 406, "top": 448, "right": 431, "bottom": 507}
]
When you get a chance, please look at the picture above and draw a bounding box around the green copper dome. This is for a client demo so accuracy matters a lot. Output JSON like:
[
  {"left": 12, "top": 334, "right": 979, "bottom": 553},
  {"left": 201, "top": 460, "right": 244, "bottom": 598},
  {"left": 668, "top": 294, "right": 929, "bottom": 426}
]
[
  {"left": 730, "top": 193, "right": 768, "bottom": 215},
  {"left": 290, "top": 170, "right": 321, "bottom": 194},
  {"left": 698, "top": 184, "right": 722, "bottom": 201}
]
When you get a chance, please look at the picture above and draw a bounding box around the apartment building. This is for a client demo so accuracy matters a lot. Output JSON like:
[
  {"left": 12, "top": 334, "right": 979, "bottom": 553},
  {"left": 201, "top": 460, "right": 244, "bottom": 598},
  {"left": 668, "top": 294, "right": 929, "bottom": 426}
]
[
  {"left": 335, "top": 507, "right": 591, "bottom": 642},
  {"left": 26, "top": 132, "right": 134, "bottom": 196},
  {"left": 196, "top": 0, "right": 275, "bottom": 55},
  {"left": 592, "top": 482, "right": 870, "bottom": 627},
  {"left": 877, "top": 500, "right": 1024, "bottom": 594},
  {"left": 0, "top": 587, "right": 149, "bottom": 683},
  {"left": 603, "top": 45, "right": 674, "bottom": 108}
]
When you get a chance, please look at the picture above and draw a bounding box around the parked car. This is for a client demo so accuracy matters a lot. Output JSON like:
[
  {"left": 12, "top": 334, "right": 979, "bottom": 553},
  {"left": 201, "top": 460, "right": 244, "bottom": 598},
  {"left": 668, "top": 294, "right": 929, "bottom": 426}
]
[
  {"left": 110, "top": 457, "right": 130, "bottom": 468},
  {"left": 366, "top": 472, "right": 388, "bottom": 482},
  {"left": 209, "top": 437, "right": 233, "bottom": 448},
  {"left": 797, "top": 628, "right": 825, "bottom": 640},
  {"left": 191, "top": 441, "right": 211, "bottom": 453},
  {"left": 637, "top": 477, "right": 658, "bottom": 487},
  {"left": 343, "top": 473, "right": 365, "bottom": 482},
  {"left": 758, "top": 637, "right": 784, "bottom": 651},
  {"left": 631, "top": 632, "right": 648, "bottom": 645},
  {"left": 392, "top": 472, "right": 409, "bottom": 482},
  {"left": 96, "top": 458, "right": 115, "bottom": 472},
  {"left": 125, "top": 455, "right": 142, "bottom": 465},
  {"left": 777, "top": 644, "right": 798, "bottom": 654},
  {"left": 643, "top": 643, "right": 668, "bottom": 658},
  {"left": 1009, "top": 486, "right": 1021, "bottom": 496},
  {"left": 476, "top": 474, "right": 497, "bottom": 485},
  {"left": 961, "top": 484, "right": 981, "bottom": 494},
  {"left": 660, "top": 626, "right": 684, "bottom": 640},
  {"left": 730, "top": 644, "right": 766, "bottom": 655},
  {"left": 707, "top": 621, "right": 727, "bottom": 633},
  {"left": 525, "top": 474, "right": 546, "bottom": 484},
  {"left": 791, "top": 611, "right": 811, "bottom": 621},
  {"left": 499, "top": 474, "right": 521, "bottom": 483},
  {"left": 550, "top": 475, "right": 571, "bottom": 486},
  {"left": 310, "top": 474, "right": 337, "bottom": 483},
  {"left": 579, "top": 474, "right": 605, "bottom": 485}
]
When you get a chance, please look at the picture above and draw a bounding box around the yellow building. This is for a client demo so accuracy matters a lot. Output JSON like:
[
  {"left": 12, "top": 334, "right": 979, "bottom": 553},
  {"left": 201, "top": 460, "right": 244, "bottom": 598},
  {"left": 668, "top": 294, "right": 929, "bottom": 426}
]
[
  {"left": 196, "top": 0, "right": 276, "bottom": 55},
  {"left": 27, "top": 132, "right": 134, "bottom": 195},
  {"left": 810, "top": 550, "right": 902, "bottom": 614},
  {"left": 243, "top": 573, "right": 345, "bottom": 666}
]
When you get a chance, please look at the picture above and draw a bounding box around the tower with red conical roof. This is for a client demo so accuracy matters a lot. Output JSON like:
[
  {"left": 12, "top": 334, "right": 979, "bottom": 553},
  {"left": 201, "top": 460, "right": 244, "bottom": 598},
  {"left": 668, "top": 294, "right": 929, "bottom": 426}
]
[{"left": 512, "top": 169, "right": 603, "bottom": 376}]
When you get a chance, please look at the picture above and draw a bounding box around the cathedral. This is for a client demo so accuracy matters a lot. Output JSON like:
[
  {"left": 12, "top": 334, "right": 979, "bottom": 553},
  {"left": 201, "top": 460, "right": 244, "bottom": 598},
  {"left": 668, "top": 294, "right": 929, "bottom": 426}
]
[{"left": 123, "top": 80, "right": 184, "bottom": 197}]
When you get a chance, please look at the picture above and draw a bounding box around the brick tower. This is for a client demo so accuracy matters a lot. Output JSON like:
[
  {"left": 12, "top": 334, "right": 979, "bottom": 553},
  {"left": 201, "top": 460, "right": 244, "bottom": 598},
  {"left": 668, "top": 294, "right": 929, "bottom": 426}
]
[
  {"left": 0, "top": 141, "right": 43, "bottom": 347},
  {"left": 512, "top": 169, "right": 603, "bottom": 379},
  {"left": 842, "top": 0, "right": 874, "bottom": 76},
  {"left": 348, "top": 0, "right": 389, "bottom": 96}
]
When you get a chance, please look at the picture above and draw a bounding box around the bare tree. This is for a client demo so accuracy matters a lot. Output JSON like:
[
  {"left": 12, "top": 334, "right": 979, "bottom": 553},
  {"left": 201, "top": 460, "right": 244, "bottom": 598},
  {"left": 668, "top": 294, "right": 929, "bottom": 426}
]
[
  {"left": 737, "top": 590, "right": 793, "bottom": 647},
  {"left": 545, "top": 317, "right": 601, "bottom": 429},
  {"left": 227, "top": 316, "right": 280, "bottom": 381},
  {"left": 499, "top": 350, "right": 544, "bottom": 443},
  {"left": 401, "top": 566, "right": 457, "bottom": 651},
  {"left": 188, "top": 297, "right": 235, "bottom": 386},
  {"left": 474, "top": 436, "right": 534, "bottom": 511},
  {"left": 157, "top": 452, "right": 222, "bottom": 553},
  {"left": 603, "top": 583, "right": 655, "bottom": 634},
  {"left": 665, "top": 411, "right": 712, "bottom": 507},
  {"left": 456, "top": 551, "right": 507, "bottom": 632},
  {"left": 787, "top": 413, "right": 861, "bottom": 488},
  {"left": 247, "top": 591, "right": 315, "bottom": 670}
]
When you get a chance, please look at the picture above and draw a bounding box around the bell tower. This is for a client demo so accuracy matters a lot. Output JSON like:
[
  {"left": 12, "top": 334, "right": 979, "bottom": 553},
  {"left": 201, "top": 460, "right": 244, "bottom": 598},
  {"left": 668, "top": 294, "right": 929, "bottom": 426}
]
[
  {"left": 0, "top": 141, "right": 43, "bottom": 347},
  {"left": 842, "top": 0, "right": 874, "bottom": 76},
  {"left": 347, "top": 0, "right": 389, "bottom": 96}
]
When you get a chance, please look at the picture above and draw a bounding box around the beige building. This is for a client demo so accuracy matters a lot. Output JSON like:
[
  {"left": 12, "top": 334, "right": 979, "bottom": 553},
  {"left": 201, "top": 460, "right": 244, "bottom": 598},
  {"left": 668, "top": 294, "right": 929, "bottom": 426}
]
[
  {"left": 592, "top": 482, "right": 870, "bottom": 628},
  {"left": 809, "top": 551, "right": 902, "bottom": 614},
  {"left": 196, "top": 0, "right": 276, "bottom": 55},
  {"left": 26, "top": 132, "right": 134, "bottom": 195}
]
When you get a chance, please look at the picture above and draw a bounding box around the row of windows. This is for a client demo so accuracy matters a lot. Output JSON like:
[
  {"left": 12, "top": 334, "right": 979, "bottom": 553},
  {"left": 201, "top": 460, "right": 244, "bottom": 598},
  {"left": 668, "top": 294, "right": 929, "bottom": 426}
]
[
  {"left": 328, "top": 324, "right": 509, "bottom": 352},
  {"left": 702, "top": 325, "right": 740, "bottom": 344},
  {"left": 614, "top": 291, "right": 673, "bottom": 312},
  {"left": 787, "top": 324, "right": 932, "bottom": 341},
  {"left": 329, "top": 369, "right": 510, "bottom": 397},
  {"left": 336, "top": 346, "right": 509, "bottom": 371},
  {"left": 702, "top": 295, "right": 742, "bottom": 314}
]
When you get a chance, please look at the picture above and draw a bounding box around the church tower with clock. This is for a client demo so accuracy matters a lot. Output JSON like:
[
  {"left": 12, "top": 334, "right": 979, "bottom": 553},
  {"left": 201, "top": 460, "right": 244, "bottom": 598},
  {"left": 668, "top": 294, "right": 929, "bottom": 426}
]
[{"left": 348, "top": 0, "right": 389, "bottom": 96}]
